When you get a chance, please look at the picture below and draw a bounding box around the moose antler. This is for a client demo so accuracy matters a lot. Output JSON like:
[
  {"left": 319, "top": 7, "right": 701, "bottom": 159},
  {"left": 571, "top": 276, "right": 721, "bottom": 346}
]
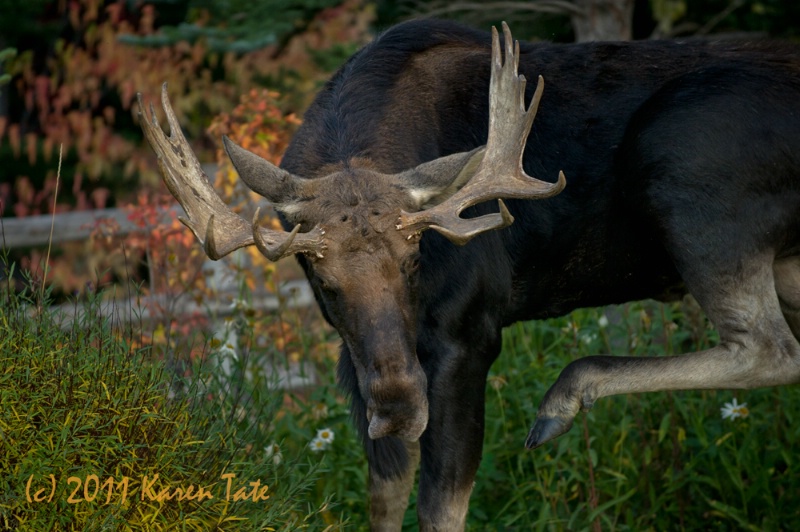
[
  {"left": 137, "top": 84, "right": 326, "bottom": 261},
  {"left": 397, "top": 22, "right": 566, "bottom": 245}
]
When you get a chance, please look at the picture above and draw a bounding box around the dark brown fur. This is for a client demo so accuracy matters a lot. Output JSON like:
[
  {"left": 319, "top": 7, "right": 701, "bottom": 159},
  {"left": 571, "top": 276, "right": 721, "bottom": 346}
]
[{"left": 230, "top": 19, "right": 800, "bottom": 530}]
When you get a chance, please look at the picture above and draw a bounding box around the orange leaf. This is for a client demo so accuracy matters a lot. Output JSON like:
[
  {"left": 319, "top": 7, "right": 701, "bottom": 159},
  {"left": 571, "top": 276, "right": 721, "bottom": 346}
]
[
  {"left": 25, "top": 133, "right": 38, "bottom": 165},
  {"left": 9, "top": 124, "right": 20, "bottom": 158}
]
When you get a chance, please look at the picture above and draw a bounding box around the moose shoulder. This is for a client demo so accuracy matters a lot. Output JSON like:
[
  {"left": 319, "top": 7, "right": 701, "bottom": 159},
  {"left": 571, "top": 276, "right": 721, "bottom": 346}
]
[{"left": 139, "top": 20, "right": 800, "bottom": 532}]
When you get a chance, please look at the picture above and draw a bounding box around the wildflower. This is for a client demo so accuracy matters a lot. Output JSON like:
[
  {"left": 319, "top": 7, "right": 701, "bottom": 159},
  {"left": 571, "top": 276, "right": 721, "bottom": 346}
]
[
  {"left": 316, "top": 428, "right": 335, "bottom": 444},
  {"left": 311, "top": 402, "right": 329, "bottom": 420},
  {"left": 230, "top": 297, "right": 249, "bottom": 310},
  {"left": 629, "top": 336, "right": 639, "bottom": 349},
  {"left": 218, "top": 343, "right": 238, "bottom": 361},
  {"left": 309, "top": 438, "right": 328, "bottom": 452},
  {"left": 598, "top": 314, "right": 609, "bottom": 328},
  {"left": 720, "top": 398, "right": 749, "bottom": 420},
  {"left": 561, "top": 321, "right": 579, "bottom": 335},
  {"left": 264, "top": 443, "right": 282, "bottom": 465},
  {"left": 487, "top": 375, "right": 507, "bottom": 391},
  {"left": 639, "top": 309, "right": 651, "bottom": 330}
]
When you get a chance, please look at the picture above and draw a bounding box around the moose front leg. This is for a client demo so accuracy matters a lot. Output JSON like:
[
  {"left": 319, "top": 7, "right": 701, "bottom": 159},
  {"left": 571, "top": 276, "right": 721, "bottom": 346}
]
[
  {"left": 415, "top": 336, "right": 500, "bottom": 531},
  {"left": 417, "top": 382, "right": 486, "bottom": 531},
  {"left": 369, "top": 440, "right": 420, "bottom": 531},
  {"left": 527, "top": 257, "right": 800, "bottom": 448}
]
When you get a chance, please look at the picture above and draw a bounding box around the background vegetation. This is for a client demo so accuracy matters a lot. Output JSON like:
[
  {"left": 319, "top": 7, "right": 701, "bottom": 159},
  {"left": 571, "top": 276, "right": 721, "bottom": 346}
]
[
  {"left": 2, "top": 0, "right": 798, "bottom": 296},
  {"left": 2, "top": 0, "right": 799, "bottom": 530}
]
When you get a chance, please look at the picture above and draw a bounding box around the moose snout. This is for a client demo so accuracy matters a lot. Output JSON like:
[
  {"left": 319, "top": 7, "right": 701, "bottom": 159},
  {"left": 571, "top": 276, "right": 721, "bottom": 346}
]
[
  {"left": 367, "top": 400, "right": 429, "bottom": 441},
  {"left": 366, "top": 370, "right": 429, "bottom": 441}
]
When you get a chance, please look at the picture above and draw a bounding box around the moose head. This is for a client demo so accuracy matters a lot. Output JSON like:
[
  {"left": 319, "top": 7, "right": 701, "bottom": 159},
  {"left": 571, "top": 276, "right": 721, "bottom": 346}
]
[{"left": 138, "top": 23, "right": 564, "bottom": 442}]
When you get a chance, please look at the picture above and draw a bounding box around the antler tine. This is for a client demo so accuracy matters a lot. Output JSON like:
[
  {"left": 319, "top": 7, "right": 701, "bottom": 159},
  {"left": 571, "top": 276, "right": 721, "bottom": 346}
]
[
  {"left": 398, "top": 22, "right": 566, "bottom": 246},
  {"left": 138, "top": 84, "right": 326, "bottom": 262},
  {"left": 138, "top": 84, "right": 254, "bottom": 260},
  {"left": 252, "top": 207, "right": 327, "bottom": 261}
]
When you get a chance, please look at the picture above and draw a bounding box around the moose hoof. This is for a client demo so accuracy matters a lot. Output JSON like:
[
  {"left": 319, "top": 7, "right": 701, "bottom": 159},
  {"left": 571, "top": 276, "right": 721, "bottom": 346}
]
[{"left": 525, "top": 416, "right": 574, "bottom": 449}]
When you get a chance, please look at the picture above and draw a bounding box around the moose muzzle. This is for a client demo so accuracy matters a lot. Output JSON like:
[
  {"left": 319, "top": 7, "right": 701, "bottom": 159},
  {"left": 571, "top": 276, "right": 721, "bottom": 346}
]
[{"left": 366, "top": 366, "right": 429, "bottom": 441}]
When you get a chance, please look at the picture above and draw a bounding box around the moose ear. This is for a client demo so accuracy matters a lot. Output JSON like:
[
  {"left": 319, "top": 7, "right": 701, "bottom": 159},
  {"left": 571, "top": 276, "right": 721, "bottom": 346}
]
[
  {"left": 398, "top": 147, "right": 486, "bottom": 209},
  {"left": 222, "top": 135, "right": 303, "bottom": 204}
]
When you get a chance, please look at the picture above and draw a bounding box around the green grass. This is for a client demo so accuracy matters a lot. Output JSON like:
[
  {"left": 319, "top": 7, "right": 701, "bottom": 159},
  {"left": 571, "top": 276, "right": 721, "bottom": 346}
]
[
  {"left": 472, "top": 302, "right": 800, "bottom": 531},
  {"left": 0, "top": 271, "right": 335, "bottom": 531},
  {"left": 3, "top": 263, "right": 799, "bottom": 531},
  {"left": 266, "top": 298, "right": 800, "bottom": 530}
]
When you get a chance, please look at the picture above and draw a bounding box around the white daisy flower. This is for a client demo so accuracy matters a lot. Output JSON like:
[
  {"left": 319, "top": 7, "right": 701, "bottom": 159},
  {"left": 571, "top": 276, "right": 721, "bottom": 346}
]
[
  {"left": 230, "top": 297, "right": 249, "bottom": 310},
  {"left": 311, "top": 402, "right": 329, "bottom": 420},
  {"left": 720, "top": 398, "right": 749, "bottom": 420},
  {"left": 309, "top": 437, "right": 327, "bottom": 452},
  {"left": 316, "top": 427, "right": 335, "bottom": 444},
  {"left": 264, "top": 443, "right": 282, "bottom": 465},
  {"left": 218, "top": 343, "right": 238, "bottom": 361}
]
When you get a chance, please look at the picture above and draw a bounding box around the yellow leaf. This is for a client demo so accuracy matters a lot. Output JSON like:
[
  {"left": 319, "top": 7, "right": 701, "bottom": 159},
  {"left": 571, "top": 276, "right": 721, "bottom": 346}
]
[{"left": 101, "top": 381, "right": 112, "bottom": 402}]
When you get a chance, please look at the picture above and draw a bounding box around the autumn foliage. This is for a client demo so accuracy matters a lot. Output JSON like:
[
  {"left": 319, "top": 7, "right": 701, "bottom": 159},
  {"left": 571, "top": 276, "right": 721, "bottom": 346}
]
[{"left": 1, "top": 0, "right": 373, "bottom": 298}]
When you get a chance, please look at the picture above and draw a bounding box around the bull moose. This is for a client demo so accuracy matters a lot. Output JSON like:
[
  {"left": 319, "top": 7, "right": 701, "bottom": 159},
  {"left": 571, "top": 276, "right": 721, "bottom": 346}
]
[{"left": 138, "top": 19, "right": 800, "bottom": 531}]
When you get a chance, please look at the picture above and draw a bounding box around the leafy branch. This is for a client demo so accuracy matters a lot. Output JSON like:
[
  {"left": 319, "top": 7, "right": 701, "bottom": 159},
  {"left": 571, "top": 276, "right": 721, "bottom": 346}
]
[{"left": 0, "top": 47, "right": 15, "bottom": 90}]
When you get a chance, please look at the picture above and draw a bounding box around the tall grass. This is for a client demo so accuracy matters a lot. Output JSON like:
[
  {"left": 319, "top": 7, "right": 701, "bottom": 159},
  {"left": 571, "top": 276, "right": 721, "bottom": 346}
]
[
  {"left": 0, "top": 267, "right": 337, "bottom": 530},
  {"left": 474, "top": 302, "right": 800, "bottom": 530},
  {"left": 3, "top": 256, "right": 798, "bottom": 530},
  {"left": 267, "top": 297, "right": 800, "bottom": 530}
]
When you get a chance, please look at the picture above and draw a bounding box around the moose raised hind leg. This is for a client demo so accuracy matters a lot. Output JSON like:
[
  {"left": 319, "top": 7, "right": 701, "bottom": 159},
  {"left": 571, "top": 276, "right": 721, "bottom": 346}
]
[
  {"left": 527, "top": 73, "right": 800, "bottom": 446},
  {"left": 776, "top": 255, "right": 800, "bottom": 339},
  {"left": 528, "top": 254, "right": 800, "bottom": 447}
]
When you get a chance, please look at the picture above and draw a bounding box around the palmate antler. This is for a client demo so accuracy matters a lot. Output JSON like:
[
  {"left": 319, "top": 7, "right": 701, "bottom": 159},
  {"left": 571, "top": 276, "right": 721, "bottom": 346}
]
[
  {"left": 397, "top": 22, "right": 566, "bottom": 245},
  {"left": 137, "top": 85, "right": 326, "bottom": 261}
]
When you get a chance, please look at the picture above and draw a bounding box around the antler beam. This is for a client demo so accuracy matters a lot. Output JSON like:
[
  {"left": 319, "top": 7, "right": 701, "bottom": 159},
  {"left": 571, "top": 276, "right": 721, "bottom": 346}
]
[
  {"left": 398, "top": 22, "right": 566, "bottom": 245},
  {"left": 137, "top": 84, "right": 326, "bottom": 261}
]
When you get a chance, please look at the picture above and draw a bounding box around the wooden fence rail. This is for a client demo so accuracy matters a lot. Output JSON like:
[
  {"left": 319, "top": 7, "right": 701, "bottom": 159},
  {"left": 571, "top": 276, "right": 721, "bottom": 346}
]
[
  {"left": 44, "top": 278, "right": 314, "bottom": 325},
  {"left": 0, "top": 204, "right": 277, "bottom": 249},
  {"left": 1, "top": 202, "right": 312, "bottom": 315},
  {"left": 0, "top": 206, "right": 179, "bottom": 248},
  {"left": 0, "top": 164, "right": 278, "bottom": 250}
]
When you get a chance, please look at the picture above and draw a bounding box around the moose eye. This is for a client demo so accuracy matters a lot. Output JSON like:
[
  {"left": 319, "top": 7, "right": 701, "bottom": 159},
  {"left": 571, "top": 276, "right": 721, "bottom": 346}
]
[
  {"left": 402, "top": 253, "right": 421, "bottom": 276},
  {"left": 317, "top": 276, "right": 339, "bottom": 297}
]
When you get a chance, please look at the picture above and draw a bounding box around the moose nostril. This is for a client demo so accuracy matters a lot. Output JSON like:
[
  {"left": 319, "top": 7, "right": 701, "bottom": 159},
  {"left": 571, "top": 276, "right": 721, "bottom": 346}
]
[{"left": 368, "top": 415, "right": 392, "bottom": 440}]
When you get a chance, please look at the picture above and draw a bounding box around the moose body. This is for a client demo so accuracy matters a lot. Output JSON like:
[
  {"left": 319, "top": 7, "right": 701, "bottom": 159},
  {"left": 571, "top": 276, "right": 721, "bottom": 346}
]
[{"left": 140, "top": 19, "right": 800, "bottom": 531}]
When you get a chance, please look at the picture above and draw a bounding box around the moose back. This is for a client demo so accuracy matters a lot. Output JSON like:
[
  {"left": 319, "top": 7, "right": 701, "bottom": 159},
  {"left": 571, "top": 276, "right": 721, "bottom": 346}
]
[{"left": 139, "top": 19, "right": 800, "bottom": 531}]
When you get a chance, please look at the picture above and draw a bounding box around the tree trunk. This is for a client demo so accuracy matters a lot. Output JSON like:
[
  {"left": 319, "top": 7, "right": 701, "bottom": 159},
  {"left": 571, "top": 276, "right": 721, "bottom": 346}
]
[{"left": 570, "top": 0, "right": 634, "bottom": 41}]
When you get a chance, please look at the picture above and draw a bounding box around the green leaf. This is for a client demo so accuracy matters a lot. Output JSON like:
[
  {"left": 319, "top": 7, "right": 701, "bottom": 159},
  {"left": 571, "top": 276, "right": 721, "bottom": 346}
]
[{"left": 657, "top": 412, "right": 671, "bottom": 443}]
